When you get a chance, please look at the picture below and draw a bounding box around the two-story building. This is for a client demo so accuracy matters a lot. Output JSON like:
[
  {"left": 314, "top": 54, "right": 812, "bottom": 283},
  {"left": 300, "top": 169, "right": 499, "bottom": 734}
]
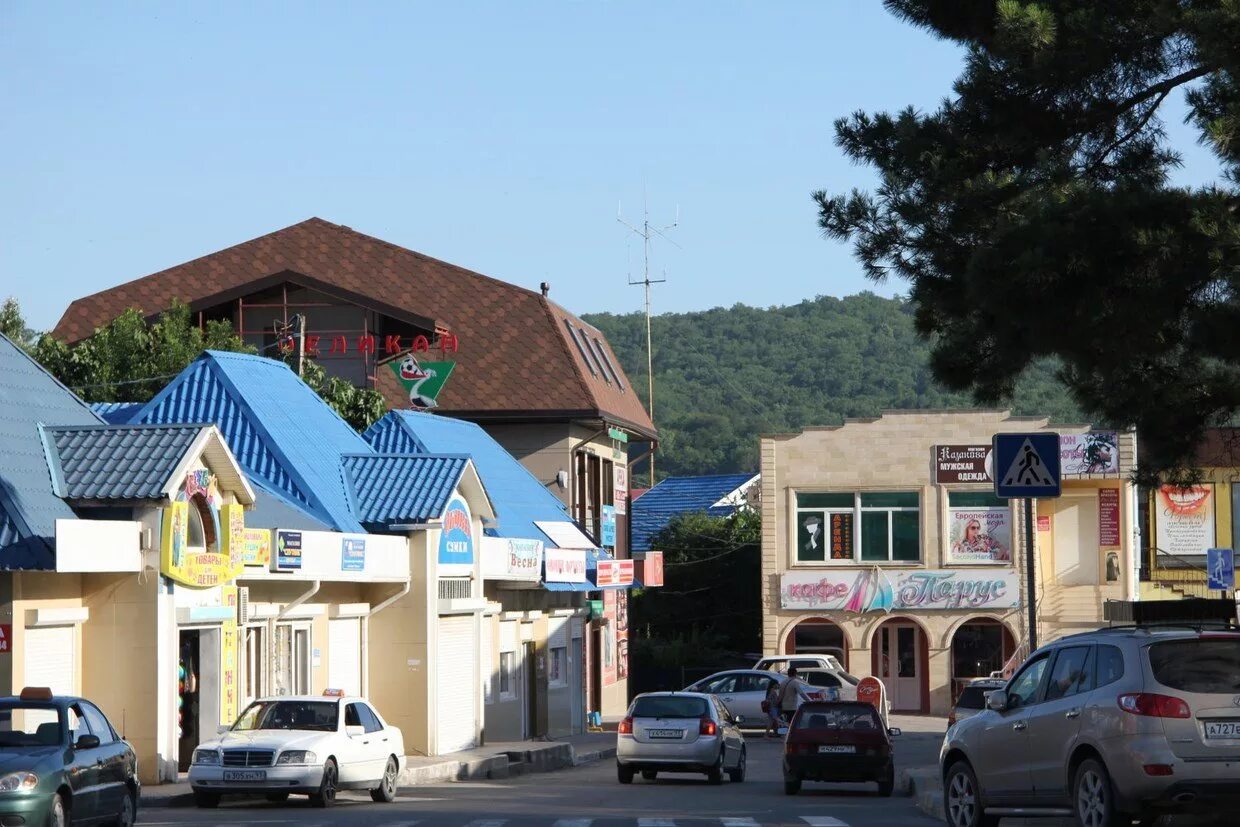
[{"left": 760, "top": 410, "right": 1137, "bottom": 715}]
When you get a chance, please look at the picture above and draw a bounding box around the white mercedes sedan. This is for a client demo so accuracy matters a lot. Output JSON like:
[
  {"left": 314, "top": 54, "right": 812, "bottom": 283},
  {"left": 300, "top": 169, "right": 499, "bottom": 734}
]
[{"left": 188, "top": 692, "right": 405, "bottom": 808}]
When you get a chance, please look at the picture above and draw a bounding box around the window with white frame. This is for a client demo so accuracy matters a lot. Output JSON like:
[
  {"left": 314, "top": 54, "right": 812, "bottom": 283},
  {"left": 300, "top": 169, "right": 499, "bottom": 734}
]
[
  {"left": 499, "top": 651, "right": 516, "bottom": 700},
  {"left": 549, "top": 646, "right": 567, "bottom": 687},
  {"left": 795, "top": 492, "right": 920, "bottom": 563}
]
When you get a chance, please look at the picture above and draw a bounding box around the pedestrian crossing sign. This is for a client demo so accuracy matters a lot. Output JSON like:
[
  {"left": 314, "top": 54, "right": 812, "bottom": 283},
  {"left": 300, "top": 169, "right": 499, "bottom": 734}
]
[{"left": 993, "top": 432, "right": 1061, "bottom": 498}]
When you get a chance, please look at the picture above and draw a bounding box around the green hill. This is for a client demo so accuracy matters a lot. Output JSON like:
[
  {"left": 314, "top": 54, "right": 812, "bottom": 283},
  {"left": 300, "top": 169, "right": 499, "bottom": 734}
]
[{"left": 583, "top": 293, "right": 1084, "bottom": 479}]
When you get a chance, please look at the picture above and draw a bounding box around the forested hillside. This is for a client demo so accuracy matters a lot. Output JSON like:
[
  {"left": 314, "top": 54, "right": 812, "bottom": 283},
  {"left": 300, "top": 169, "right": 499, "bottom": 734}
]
[{"left": 584, "top": 293, "right": 1085, "bottom": 479}]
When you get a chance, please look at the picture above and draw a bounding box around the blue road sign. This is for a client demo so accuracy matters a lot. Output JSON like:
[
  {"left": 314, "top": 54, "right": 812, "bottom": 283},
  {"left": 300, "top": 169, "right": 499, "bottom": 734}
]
[
  {"left": 1208, "top": 548, "right": 1235, "bottom": 591},
  {"left": 993, "top": 432, "right": 1062, "bottom": 498}
]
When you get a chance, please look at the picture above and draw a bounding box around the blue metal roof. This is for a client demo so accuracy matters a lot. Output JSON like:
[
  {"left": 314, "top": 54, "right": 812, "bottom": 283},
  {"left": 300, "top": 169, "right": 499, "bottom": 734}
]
[
  {"left": 130, "top": 351, "right": 371, "bottom": 532},
  {"left": 341, "top": 454, "right": 468, "bottom": 529},
  {"left": 364, "top": 411, "right": 575, "bottom": 544},
  {"left": 0, "top": 334, "right": 103, "bottom": 569},
  {"left": 631, "top": 473, "right": 757, "bottom": 553},
  {"left": 246, "top": 480, "right": 333, "bottom": 532},
  {"left": 90, "top": 402, "right": 144, "bottom": 424},
  {"left": 43, "top": 424, "right": 206, "bottom": 501}
]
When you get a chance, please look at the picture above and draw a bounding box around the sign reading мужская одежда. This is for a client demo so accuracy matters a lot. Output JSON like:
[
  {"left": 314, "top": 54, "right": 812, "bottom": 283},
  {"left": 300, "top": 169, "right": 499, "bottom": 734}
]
[{"left": 780, "top": 569, "right": 1020, "bottom": 612}]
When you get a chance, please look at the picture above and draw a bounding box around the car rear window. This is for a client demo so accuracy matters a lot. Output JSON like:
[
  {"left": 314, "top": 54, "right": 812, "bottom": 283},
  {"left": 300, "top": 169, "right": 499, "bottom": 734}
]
[
  {"left": 955, "top": 687, "right": 993, "bottom": 710},
  {"left": 631, "top": 696, "right": 709, "bottom": 719},
  {"left": 794, "top": 705, "right": 881, "bottom": 731},
  {"left": 1149, "top": 638, "right": 1240, "bottom": 694}
]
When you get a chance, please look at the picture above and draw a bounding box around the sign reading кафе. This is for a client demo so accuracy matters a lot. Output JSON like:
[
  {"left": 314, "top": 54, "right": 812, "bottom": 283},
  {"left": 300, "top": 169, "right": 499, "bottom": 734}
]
[{"left": 780, "top": 569, "right": 1020, "bottom": 612}]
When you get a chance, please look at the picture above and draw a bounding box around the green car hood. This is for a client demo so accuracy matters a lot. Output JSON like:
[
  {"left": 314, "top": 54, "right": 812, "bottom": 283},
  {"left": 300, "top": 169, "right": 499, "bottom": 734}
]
[{"left": 0, "top": 746, "right": 65, "bottom": 777}]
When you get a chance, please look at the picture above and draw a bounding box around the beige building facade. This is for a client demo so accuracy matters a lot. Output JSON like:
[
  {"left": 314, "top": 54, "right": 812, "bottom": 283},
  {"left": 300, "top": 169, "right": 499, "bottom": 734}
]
[{"left": 761, "top": 411, "right": 1137, "bottom": 716}]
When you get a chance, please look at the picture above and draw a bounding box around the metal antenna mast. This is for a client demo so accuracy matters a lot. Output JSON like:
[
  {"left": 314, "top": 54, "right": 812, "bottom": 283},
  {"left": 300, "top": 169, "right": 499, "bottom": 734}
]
[{"left": 618, "top": 197, "right": 678, "bottom": 486}]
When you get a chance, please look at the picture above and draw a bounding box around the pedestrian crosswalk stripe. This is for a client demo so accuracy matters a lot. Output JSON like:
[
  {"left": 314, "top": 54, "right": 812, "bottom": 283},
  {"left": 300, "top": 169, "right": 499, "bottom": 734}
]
[
  {"left": 552, "top": 821, "right": 593, "bottom": 827},
  {"left": 721, "top": 819, "right": 759, "bottom": 826},
  {"left": 463, "top": 821, "right": 506, "bottom": 827},
  {"left": 801, "top": 817, "right": 848, "bottom": 827},
  {"left": 637, "top": 820, "right": 677, "bottom": 827}
]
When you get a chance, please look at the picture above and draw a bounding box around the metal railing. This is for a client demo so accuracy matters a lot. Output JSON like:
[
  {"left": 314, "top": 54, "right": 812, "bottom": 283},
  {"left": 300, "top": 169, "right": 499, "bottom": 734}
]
[{"left": 1145, "top": 545, "right": 1215, "bottom": 599}]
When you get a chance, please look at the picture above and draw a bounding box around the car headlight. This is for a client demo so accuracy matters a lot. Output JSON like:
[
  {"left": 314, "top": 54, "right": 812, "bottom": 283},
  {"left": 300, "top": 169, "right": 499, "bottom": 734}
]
[
  {"left": 276, "top": 750, "right": 317, "bottom": 765},
  {"left": 0, "top": 772, "right": 38, "bottom": 793},
  {"left": 192, "top": 749, "right": 221, "bottom": 766}
]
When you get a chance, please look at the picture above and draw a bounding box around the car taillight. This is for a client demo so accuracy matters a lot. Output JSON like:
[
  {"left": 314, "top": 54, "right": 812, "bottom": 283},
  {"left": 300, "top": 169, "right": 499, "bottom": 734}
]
[
  {"left": 785, "top": 742, "right": 810, "bottom": 755},
  {"left": 699, "top": 717, "right": 717, "bottom": 736},
  {"left": 1118, "top": 693, "right": 1191, "bottom": 719},
  {"left": 618, "top": 717, "right": 633, "bottom": 734}
]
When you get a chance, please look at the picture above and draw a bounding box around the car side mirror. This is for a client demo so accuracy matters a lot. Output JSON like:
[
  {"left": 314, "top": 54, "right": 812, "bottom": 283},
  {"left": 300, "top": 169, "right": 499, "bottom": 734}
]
[
  {"left": 217, "top": 725, "right": 231, "bottom": 735},
  {"left": 986, "top": 691, "right": 1009, "bottom": 712},
  {"left": 74, "top": 734, "right": 101, "bottom": 750},
  {"left": 346, "top": 725, "right": 365, "bottom": 737},
  {"left": 887, "top": 727, "right": 901, "bottom": 737}
]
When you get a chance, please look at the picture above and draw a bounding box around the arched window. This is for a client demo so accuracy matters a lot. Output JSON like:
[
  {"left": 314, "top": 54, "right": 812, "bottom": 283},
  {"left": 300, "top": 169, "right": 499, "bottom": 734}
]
[{"left": 186, "top": 494, "right": 216, "bottom": 550}]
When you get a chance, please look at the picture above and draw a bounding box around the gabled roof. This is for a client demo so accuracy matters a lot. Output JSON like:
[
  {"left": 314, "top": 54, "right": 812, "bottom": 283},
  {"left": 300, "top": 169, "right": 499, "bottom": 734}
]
[
  {"left": 90, "top": 402, "right": 144, "bottom": 424},
  {"left": 0, "top": 334, "right": 103, "bottom": 570},
  {"left": 53, "top": 218, "right": 655, "bottom": 438},
  {"left": 364, "top": 411, "right": 578, "bottom": 546},
  {"left": 41, "top": 423, "right": 256, "bottom": 504},
  {"left": 631, "top": 473, "right": 759, "bottom": 553},
  {"left": 341, "top": 454, "right": 475, "bottom": 529},
  {"left": 129, "top": 351, "right": 371, "bottom": 532}
]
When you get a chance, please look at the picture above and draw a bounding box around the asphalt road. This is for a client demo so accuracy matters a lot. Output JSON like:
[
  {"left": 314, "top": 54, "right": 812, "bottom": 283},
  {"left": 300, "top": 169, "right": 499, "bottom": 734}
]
[{"left": 135, "top": 737, "right": 942, "bottom": 827}]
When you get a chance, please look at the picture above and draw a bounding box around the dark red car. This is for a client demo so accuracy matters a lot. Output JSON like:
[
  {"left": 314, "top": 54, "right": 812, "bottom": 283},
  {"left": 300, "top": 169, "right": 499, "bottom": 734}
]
[{"left": 782, "top": 701, "right": 899, "bottom": 796}]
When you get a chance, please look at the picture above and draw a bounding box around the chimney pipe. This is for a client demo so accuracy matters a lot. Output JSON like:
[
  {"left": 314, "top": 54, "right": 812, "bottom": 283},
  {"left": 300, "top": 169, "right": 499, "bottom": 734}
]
[{"left": 540, "top": 282, "right": 550, "bottom": 297}]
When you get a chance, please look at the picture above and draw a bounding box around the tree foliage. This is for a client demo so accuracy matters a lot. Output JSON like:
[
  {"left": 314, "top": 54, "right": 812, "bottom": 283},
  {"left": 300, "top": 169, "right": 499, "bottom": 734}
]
[
  {"left": 4, "top": 298, "right": 387, "bottom": 432},
  {"left": 585, "top": 293, "right": 1081, "bottom": 479},
  {"left": 816, "top": 1, "right": 1240, "bottom": 484}
]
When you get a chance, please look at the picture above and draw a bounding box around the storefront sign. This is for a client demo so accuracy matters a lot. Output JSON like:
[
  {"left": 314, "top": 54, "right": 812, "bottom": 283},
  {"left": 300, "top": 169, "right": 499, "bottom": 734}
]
[
  {"left": 438, "top": 496, "right": 475, "bottom": 573},
  {"left": 608, "top": 427, "right": 629, "bottom": 444},
  {"left": 0, "top": 624, "right": 10, "bottom": 654},
  {"left": 857, "top": 676, "right": 884, "bottom": 713},
  {"left": 341, "top": 537, "right": 366, "bottom": 572},
  {"left": 614, "top": 465, "right": 628, "bottom": 516},
  {"left": 616, "top": 591, "right": 630, "bottom": 681},
  {"left": 601, "top": 505, "right": 616, "bottom": 547},
  {"left": 387, "top": 354, "right": 456, "bottom": 410},
  {"left": 160, "top": 472, "right": 246, "bottom": 588},
  {"left": 1037, "top": 515, "right": 1051, "bottom": 532},
  {"left": 275, "top": 530, "right": 303, "bottom": 570},
  {"left": 935, "top": 445, "right": 993, "bottom": 484},
  {"left": 829, "top": 513, "right": 853, "bottom": 560},
  {"left": 1156, "top": 485, "right": 1215, "bottom": 558},
  {"left": 481, "top": 537, "right": 544, "bottom": 581},
  {"left": 545, "top": 547, "right": 587, "bottom": 582},
  {"left": 242, "top": 528, "right": 271, "bottom": 567},
  {"left": 1099, "top": 489, "right": 1121, "bottom": 547},
  {"left": 1061, "top": 432, "right": 1120, "bottom": 474},
  {"left": 635, "top": 551, "right": 664, "bottom": 587},
  {"left": 602, "top": 590, "right": 618, "bottom": 686},
  {"left": 594, "top": 558, "right": 635, "bottom": 588},
  {"left": 780, "top": 569, "right": 1021, "bottom": 612},
  {"left": 220, "top": 586, "right": 239, "bottom": 726},
  {"left": 947, "top": 508, "right": 1012, "bottom": 564}
]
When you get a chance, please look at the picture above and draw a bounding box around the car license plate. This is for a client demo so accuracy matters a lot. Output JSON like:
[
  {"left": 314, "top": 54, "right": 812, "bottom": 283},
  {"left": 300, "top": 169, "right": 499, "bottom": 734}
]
[
  {"left": 818, "top": 745, "right": 856, "bottom": 754},
  {"left": 1205, "top": 721, "right": 1240, "bottom": 739},
  {"left": 223, "top": 770, "right": 267, "bottom": 782},
  {"left": 648, "top": 729, "right": 683, "bottom": 739}
]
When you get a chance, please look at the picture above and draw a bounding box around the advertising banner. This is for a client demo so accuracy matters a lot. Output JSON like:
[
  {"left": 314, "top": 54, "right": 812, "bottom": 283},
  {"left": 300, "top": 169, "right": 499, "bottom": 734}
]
[
  {"left": 1156, "top": 485, "right": 1215, "bottom": 558},
  {"left": 935, "top": 445, "right": 993, "bottom": 484},
  {"left": 594, "top": 558, "right": 635, "bottom": 588},
  {"left": 219, "top": 585, "right": 239, "bottom": 726},
  {"left": 635, "top": 551, "right": 664, "bottom": 587},
  {"left": 482, "top": 537, "right": 544, "bottom": 581},
  {"left": 947, "top": 508, "right": 1012, "bottom": 564},
  {"left": 274, "top": 530, "right": 303, "bottom": 571},
  {"left": 1060, "top": 432, "right": 1120, "bottom": 475},
  {"left": 241, "top": 528, "right": 271, "bottom": 567},
  {"left": 1099, "top": 488, "right": 1121, "bottom": 547},
  {"left": 780, "top": 568, "right": 1020, "bottom": 612},
  {"left": 616, "top": 591, "right": 629, "bottom": 681},
  {"left": 614, "top": 465, "right": 628, "bottom": 516},
  {"left": 545, "top": 547, "right": 588, "bottom": 582},
  {"left": 601, "top": 505, "right": 616, "bottom": 547},
  {"left": 160, "top": 472, "right": 246, "bottom": 588},
  {"left": 341, "top": 537, "right": 366, "bottom": 572},
  {"left": 438, "top": 495, "right": 474, "bottom": 574},
  {"left": 603, "top": 589, "right": 618, "bottom": 686}
]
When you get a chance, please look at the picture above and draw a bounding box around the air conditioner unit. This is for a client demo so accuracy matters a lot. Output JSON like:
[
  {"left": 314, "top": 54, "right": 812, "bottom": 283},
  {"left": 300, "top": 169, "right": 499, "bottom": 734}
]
[{"left": 238, "top": 587, "right": 251, "bottom": 624}]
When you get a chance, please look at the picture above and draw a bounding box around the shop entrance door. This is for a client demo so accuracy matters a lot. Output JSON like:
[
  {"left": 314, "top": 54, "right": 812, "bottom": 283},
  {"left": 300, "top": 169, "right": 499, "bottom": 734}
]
[
  {"left": 177, "top": 628, "right": 221, "bottom": 772},
  {"left": 877, "top": 624, "right": 922, "bottom": 712},
  {"left": 570, "top": 627, "right": 584, "bottom": 734}
]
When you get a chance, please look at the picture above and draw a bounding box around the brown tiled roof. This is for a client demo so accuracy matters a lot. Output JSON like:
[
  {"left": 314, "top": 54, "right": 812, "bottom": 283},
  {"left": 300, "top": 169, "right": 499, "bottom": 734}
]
[{"left": 53, "top": 218, "right": 656, "bottom": 438}]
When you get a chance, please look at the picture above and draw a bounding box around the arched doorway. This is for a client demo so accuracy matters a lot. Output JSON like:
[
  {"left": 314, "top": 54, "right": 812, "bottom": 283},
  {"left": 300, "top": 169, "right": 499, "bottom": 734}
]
[
  {"left": 870, "top": 617, "right": 929, "bottom": 713},
  {"left": 783, "top": 618, "right": 849, "bottom": 669},
  {"left": 949, "top": 619, "right": 1016, "bottom": 703}
]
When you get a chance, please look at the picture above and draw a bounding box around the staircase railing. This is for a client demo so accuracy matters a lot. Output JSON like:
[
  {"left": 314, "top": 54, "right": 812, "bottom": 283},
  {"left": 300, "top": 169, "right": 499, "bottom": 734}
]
[{"left": 1146, "top": 544, "right": 1215, "bottom": 599}]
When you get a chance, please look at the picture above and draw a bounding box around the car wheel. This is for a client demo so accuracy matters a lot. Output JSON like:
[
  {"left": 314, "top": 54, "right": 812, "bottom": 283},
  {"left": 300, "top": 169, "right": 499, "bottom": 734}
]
[
  {"left": 109, "top": 787, "right": 136, "bottom": 826},
  {"left": 784, "top": 776, "right": 801, "bottom": 795},
  {"left": 707, "top": 749, "right": 724, "bottom": 785},
  {"left": 728, "top": 747, "right": 746, "bottom": 783},
  {"left": 1074, "top": 758, "right": 1125, "bottom": 827},
  {"left": 192, "top": 791, "right": 220, "bottom": 809},
  {"left": 264, "top": 793, "right": 290, "bottom": 803},
  {"left": 878, "top": 763, "right": 895, "bottom": 797},
  {"left": 944, "top": 761, "right": 998, "bottom": 827},
  {"left": 310, "top": 758, "right": 338, "bottom": 808},
  {"left": 370, "top": 756, "right": 399, "bottom": 803},
  {"left": 617, "top": 764, "right": 635, "bottom": 784},
  {"left": 48, "top": 793, "right": 67, "bottom": 827},
  {"left": 641, "top": 770, "right": 658, "bottom": 781}
]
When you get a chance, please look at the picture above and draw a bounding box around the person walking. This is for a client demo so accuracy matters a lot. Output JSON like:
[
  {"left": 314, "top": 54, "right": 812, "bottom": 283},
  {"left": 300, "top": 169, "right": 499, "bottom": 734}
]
[
  {"left": 778, "top": 667, "right": 810, "bottom": 727},
  {"left": 764, "top": 679, "right": 782, "bottom": 738}
]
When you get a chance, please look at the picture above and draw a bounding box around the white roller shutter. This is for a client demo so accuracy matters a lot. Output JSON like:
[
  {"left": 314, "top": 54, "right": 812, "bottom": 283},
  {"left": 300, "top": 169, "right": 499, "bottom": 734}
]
[
  {"left": 327, "top": 618, "right": 361, "bottom": 697},
  {"left": 435, "top": 615, "right": 478, "bottom": 754},
  {"left": 26, "top": 626, "right": 75, "bottom": 696}
]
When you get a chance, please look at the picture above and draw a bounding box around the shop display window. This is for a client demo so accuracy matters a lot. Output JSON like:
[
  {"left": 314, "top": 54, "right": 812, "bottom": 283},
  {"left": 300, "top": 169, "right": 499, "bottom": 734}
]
[{"left": 796, "top": 492, "right": 920, "bottom": 563}]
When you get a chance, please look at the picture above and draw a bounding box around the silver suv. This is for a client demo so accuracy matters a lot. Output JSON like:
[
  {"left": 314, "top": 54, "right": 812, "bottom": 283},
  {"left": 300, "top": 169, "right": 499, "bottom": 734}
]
[{"left": 940, "top": 625, "right": 1240, "bottom": 827}]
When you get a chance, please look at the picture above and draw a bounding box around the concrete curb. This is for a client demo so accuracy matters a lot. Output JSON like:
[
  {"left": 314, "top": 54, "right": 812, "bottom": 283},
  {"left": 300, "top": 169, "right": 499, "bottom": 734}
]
[
  {"left": 142, "top": 741, "right": 614, "bottom": 808},
  {"left": 899, "top": 766, "right": 943, "bottom": 822}
]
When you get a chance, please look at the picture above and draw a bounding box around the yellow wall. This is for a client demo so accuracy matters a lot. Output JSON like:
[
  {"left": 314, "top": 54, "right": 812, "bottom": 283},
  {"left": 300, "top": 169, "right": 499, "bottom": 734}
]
[{"left": 366, "top": 536, "right": 430, "bottom": 755}]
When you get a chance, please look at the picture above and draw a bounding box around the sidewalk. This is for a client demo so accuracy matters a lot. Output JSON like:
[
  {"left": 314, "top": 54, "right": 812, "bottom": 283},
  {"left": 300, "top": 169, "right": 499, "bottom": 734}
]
[
  {"left": 885, "top": 713, "right": 946, "bottom": 820},
  {"left": 141, "top": 731, "right": 618, "bottom": 808}
]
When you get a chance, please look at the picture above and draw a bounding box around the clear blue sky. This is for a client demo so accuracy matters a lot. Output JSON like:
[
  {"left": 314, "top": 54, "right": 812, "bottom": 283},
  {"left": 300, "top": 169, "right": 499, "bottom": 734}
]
[{"left": 1, "top": 2, "right": 1222, "bottom": 331}]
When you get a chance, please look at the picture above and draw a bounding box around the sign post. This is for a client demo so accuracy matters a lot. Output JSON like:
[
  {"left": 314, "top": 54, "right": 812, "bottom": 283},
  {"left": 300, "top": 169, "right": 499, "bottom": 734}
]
[{"left": 994, "top": 433, "right": 1062, "bottom": 653}]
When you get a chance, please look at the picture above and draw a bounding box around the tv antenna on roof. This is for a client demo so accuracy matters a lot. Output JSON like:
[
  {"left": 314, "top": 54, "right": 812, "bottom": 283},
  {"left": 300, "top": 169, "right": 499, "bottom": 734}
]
[{"left": 618, "top": 194, "right": 679, "bottom": 486}]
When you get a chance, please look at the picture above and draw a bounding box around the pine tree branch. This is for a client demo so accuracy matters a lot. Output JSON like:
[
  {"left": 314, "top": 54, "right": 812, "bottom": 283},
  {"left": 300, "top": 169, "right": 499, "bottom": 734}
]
[
  {"left": 1084, "top": 88, "right": 1171, "bottom": 175},
  {"left": 1107, "top": 64, "right": 1215, "bottom": 123}
]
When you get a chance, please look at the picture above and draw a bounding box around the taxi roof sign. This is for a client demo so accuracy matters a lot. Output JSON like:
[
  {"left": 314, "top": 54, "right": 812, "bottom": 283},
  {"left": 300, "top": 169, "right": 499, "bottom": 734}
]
[
  {"left": 993, "top": 432, "right": 1061, "bottom": 498},
  {"left": 323, "top": 688, "right": 346, "bottom": 697},
  {"left": 19, "top": 687, "right": 53, "bottom": 701}
]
